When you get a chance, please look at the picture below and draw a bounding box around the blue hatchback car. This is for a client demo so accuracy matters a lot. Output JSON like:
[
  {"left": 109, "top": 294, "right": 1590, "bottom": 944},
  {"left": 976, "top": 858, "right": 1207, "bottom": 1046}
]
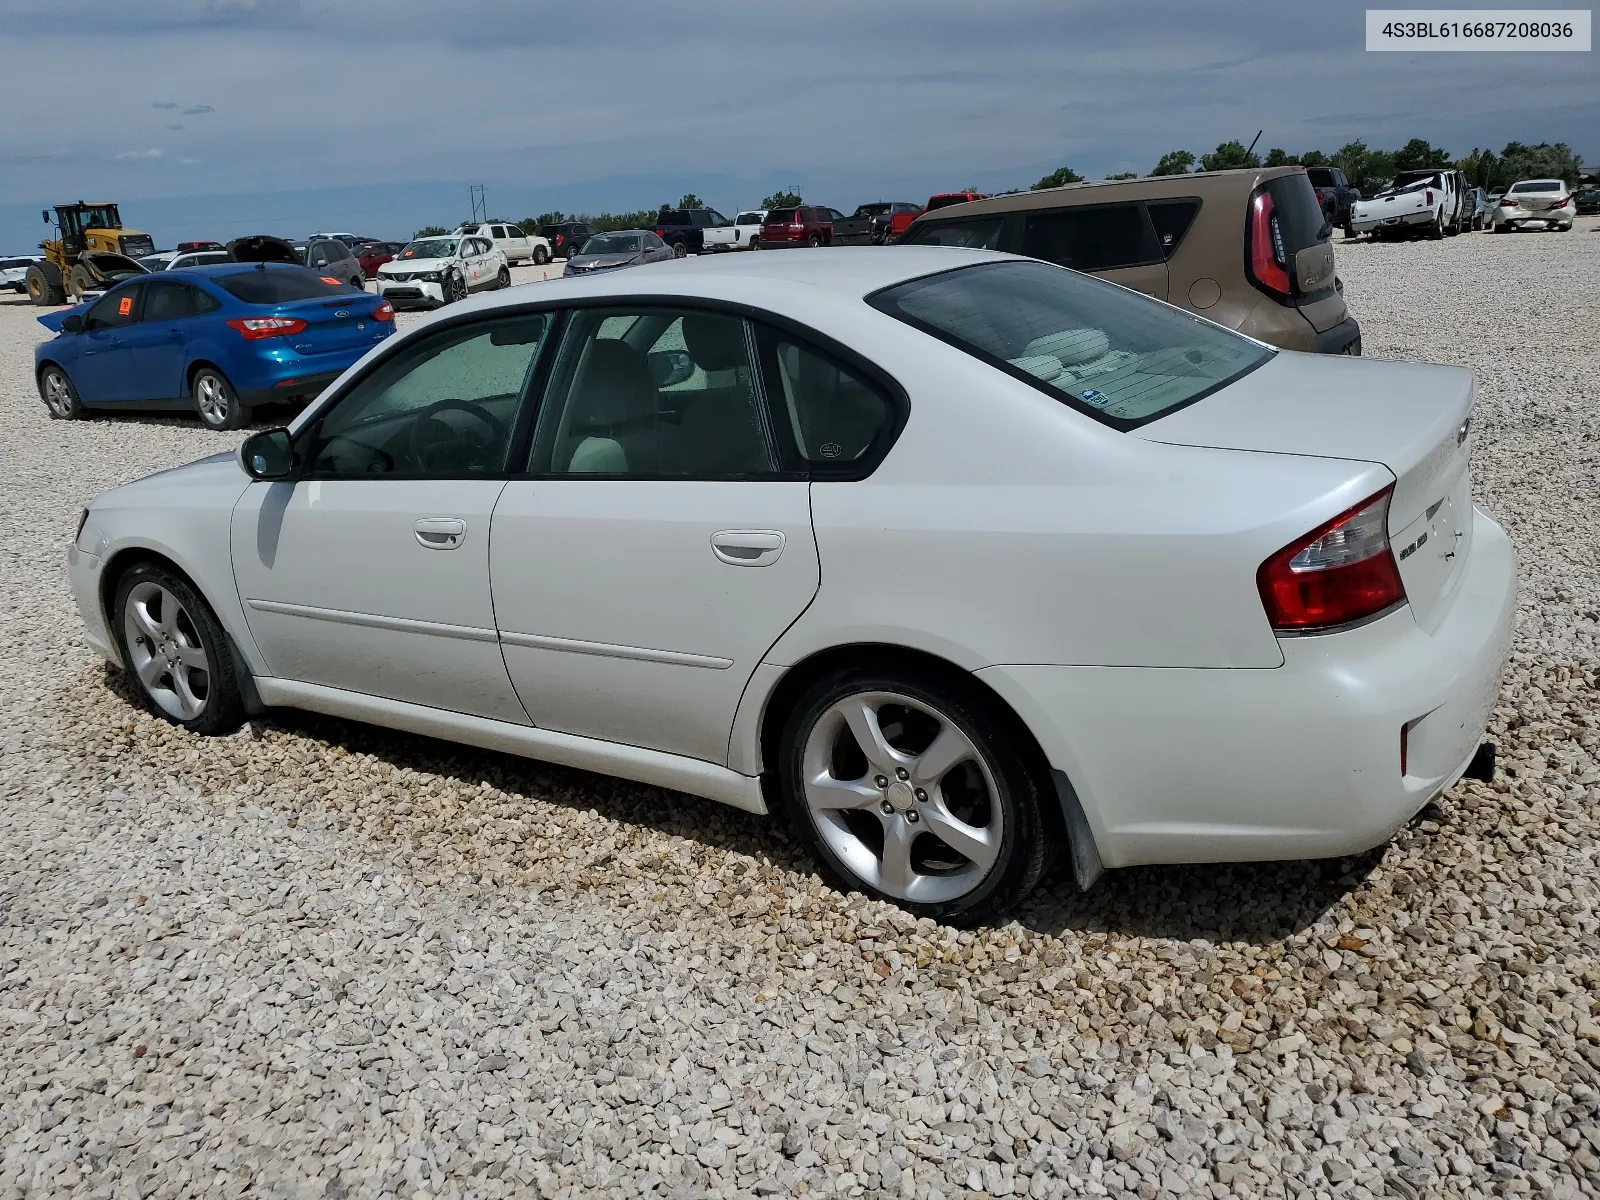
[{"left": 34, "top": 263, "right": 395, "bottom": 430}]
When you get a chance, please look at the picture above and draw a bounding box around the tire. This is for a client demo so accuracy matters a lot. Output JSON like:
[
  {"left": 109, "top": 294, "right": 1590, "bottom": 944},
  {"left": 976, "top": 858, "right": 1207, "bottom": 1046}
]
[
  {"left": 671, "top": 241, "right": 688, "bottom": 259},
  {"left": 67, "top": 263, "right": 97, "bottom": 301},
  {"left": 112, "top": 562, "right": 245, "bottom": 736},
  {"left": 533, "top": 246, "right": 549, "bottom": 265},
  {"left": 191, "top": 366, "right": 248, "bottom": 431},
  {"left": 806, "top": 234, "right": 823, "bottom": 248},
  {"left": 1342, "top": 223, "right": 1355, "bottom": 240},
  {"left": 446, "top": 271, "right": 468, "bottom": 304},
  {"left": 496, "top": 265, "right": 511, "bottom": 289},
  {"left": 1427, "top": 212, "right": 1445, "bottom": 240},
  {"left": 25, "top": 262, "right": 65, "bottom": 306},
  {"left": 748, "top": 236, "right": 760, "bottom": 251},
  {"left": 777, "top": 663, "right": 1053, "bottom": 925},
  {"left": 38, "top": 364, "right": 86, "bottom": 420}
]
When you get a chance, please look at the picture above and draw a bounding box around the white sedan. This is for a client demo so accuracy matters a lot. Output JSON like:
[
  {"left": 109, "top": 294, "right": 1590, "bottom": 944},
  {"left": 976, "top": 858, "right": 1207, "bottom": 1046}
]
[
  {"left": 1490, "top": 179, "right": 1576, "bottom": 232},
  {"left": 375, "top": 234, "right": 509, "bottom": 309},
  {"left": 68, "top": 248, "right": 1515, "bottom": 923}
]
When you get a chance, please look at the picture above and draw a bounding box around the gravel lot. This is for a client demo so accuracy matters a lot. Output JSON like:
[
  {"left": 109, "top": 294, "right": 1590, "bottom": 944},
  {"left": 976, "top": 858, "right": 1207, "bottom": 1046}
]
[{"left": 2, "top": 229, "right": 1598, "bottom": 1199}]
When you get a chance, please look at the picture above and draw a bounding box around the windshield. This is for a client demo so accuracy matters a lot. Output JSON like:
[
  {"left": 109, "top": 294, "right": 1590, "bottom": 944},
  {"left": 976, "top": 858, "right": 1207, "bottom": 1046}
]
[
  {"left": 581, "top": 234, "right": 642, "bottom": 255},
  {"left": 400, "top": 239, "right": 458, "bottom": 260},
  {"left": 869, "top": 261, "right": 1272, "bottom": 429},
  {"left": 1510, "top": 180, "right": 1561, "bottom": 193}
]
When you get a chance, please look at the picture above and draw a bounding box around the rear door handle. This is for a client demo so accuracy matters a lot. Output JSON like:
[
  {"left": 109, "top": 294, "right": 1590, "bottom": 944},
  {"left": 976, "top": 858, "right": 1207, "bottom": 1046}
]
[
  {"left": 711, "top": 529, "right": 784, "bottom": 566},
  {"left": 414, "top": 517, "right": 467, "bottom": 549}
]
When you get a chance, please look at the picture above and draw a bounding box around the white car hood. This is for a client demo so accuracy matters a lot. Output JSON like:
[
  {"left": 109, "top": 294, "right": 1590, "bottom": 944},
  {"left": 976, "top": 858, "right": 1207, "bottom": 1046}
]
[
  {"left": 96, "top": 451, "right": 249, "bottom": 509},
  {"left": 380, "top": 256, "right": 454, "bottom": 275}
]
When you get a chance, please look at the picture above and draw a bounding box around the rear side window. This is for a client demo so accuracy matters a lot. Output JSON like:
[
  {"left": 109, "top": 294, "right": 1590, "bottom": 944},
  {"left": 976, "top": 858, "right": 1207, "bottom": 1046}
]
[
  {"left": 141, "top": 280, "right": 217, "bottom": 320},
  {"left": 217, "top": 266, "right": 357, "bottom": 304},
  {"left": 901, "top": 217, "right": 1004, "bottom": 250},
  {"left": 1146, "top": 200, "right": 1201, "bottom": 258},
  {"left": 870, "top": 260, "right": 1272, "bottom": 429},
  {"left": 1020, "top": 204, "right": 1161, "bottom": 272},
  {"left": 758, "top": 330, "right": 896, "bottom": 472}
]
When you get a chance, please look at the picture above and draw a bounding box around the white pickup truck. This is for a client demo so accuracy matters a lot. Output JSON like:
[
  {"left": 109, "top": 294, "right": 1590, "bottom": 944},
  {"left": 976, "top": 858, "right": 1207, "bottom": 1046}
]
[
  {"left": 1350, "top": 170, "right": 1464, "bottom": 240},
  {"left": 701, "top": 210, "right": 766, "bottom": 252},
  {"left": 455, "top": 222, "right": 552, "bottom": 265}
]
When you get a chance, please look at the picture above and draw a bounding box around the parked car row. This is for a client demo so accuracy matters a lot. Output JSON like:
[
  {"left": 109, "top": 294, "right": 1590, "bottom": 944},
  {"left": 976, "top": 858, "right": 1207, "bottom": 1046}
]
[{"left": 1350, "top": 169, "right": 1574, "bottom": 238}]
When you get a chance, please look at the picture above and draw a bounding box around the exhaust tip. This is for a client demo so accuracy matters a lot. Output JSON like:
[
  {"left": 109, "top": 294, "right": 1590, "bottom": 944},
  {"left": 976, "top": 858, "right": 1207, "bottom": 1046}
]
[{"left": 1464, "top": 741, "right": 1496, "bottom": 783}]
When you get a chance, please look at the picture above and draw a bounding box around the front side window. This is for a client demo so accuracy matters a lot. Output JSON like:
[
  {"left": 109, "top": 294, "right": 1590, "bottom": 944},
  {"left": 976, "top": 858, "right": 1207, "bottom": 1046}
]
[
  {"left": 870, "top": 260, "right": 1272, "bottom": 428},
  {"left": 1019, "top": 204, "right": 1161, "bottom": 272},
  {"left": 758, "top": 331, "right": 895, "bottom": 470},
  {"left": 901, "top": 217, "right": 1004, "bottom": 249},
  {"left": 532, "top": 308, "right": 775, "bottom": 478},
  {"left": 306, "top": 313, "right": 550, "bottom": 477},
  {"left": 85, "top": 283, "right": 143, "bottom": 329}
]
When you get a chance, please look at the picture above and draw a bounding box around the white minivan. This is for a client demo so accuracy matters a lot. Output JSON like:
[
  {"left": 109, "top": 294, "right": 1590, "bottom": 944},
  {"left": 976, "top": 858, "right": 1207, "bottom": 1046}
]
[{"left": 455, "top": 222, "right": 552, "bottom": 265}]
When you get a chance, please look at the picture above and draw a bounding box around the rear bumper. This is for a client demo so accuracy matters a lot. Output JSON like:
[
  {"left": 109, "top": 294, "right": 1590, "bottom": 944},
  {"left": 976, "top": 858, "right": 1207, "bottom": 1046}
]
[
  {"left": 238, "top": 369, "right": 345, "bottom": 409},
  {"left": 1351, "top": 209, "right": 1434, "bottom": 233},
  {"left": 1312, "top": 316, "right": 1362, "bottom": 356},
  {"left": 977, "top": 505, "right": 1516, "bottom": 869}
]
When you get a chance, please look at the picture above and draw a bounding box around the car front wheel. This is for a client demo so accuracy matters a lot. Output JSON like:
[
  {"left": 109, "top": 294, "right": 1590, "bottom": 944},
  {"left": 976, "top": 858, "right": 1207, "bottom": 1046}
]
[
  {"left": 39, "top": 365, "right": 87, "bottom": 420},
  {"left": 778, "top": 666, "right": 1052, "bottom": 925},
  {"left": 447, "top": 271, "right": 468, "bottom": 303},
  {"left": 192, "top": 366, "right": 247, "bottom": 431},
  {"left": 113, "top": 563, "right": 246, "bottom": 735}
]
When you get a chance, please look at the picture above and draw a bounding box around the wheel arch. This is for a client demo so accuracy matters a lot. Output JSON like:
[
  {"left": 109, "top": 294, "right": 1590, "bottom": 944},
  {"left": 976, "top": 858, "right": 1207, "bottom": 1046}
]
[{"left": 185, "top": 358, "right": 229, "bottom": 395}]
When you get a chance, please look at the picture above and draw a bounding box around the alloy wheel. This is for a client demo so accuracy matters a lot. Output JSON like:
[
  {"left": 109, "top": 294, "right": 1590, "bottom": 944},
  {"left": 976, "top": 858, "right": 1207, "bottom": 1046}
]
[
  {"left": 195, "top": 374, "right": 229, "bottom": 425},
  {"left": 449, "top": 272, "right": 467, "bottom": 302},
  {"left": 801, "top": 690, "right": 1002, "bottom": 904},
  {"left": 42, "top": 371, "right": 74, "bottom": 417},
  {"left": 123, "top": 581, "right": 211, "bottom": 721}
]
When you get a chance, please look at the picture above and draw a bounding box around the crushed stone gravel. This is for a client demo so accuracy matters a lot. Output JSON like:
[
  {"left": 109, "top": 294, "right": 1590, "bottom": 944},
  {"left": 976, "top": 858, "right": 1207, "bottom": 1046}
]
[{"left": 1, "top": 230, "right": 1598, "bottom": 1198}]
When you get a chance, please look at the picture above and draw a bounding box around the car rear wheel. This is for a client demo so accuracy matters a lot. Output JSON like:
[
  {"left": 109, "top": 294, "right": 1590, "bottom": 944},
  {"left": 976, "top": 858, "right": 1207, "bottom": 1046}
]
[
  {"left": 1428, "top": 213, "right": 1445, "bottom": 240},
  {"left": 778, "top": 665, "right": 1052, "bottom": 925},
  {"left": 39, "top": 365, "right": 86, "bottom": 420},
  {"left": 497, "top": 265, "right": 511, "bottom": 289},
  {"left": 806, "top": 234, "right": 823, "bottom": 248},
  {"left": 671, "top": 241, "right": 688, "bottom": 259},
  {"left": 533, "top": 246, "right": 549, "bottom": 265},
  {"left": 113, "top": 563, "right": 245, "bottom": 735},
  {"left": 192, "top": 366, "right": 248, "bottom": 431}
]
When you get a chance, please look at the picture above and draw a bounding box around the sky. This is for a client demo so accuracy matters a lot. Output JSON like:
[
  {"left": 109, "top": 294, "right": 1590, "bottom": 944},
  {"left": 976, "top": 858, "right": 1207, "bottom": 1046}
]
[{"left": 2, "top": 0, "right": 1596, "bottom": 251}]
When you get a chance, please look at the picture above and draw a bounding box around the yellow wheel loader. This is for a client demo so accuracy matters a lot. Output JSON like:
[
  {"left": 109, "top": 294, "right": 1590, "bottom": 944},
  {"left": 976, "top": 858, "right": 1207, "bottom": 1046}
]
[{"left": 25, "top": 203, "right": 156, "bottom": 306}]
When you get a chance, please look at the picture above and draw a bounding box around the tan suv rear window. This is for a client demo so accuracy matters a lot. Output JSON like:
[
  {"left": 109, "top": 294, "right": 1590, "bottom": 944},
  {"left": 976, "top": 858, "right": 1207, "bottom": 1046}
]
[{"left": 869, "top": 261, "right": 1272, "bottom": 428}]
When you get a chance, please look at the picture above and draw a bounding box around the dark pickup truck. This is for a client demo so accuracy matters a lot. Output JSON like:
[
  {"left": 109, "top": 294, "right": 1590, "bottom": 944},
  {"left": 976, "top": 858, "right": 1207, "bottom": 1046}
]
[
  {"left": 831, "top": 203, "right": 896, "bottom": 245},
  {"left": 1306, "top": 167, "right": 1362, "bottom": 235},
  {"left": 653, "top": 208, "right": 733, "bottom": 257}
]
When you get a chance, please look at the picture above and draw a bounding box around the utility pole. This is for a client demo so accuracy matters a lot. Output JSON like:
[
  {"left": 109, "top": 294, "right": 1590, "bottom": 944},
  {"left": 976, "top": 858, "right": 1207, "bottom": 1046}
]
[{"left": 469, "top": 185, "right": 487, "bottom": 225}]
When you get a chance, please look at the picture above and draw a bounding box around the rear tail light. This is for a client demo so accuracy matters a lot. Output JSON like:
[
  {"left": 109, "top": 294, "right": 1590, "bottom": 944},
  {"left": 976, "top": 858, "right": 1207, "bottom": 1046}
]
[
  {"left": 1550, "top": 196, "right": 1570, "bottom": 209},
  {"left": 227, "top": 316, "right": 307, "bottom": 341},
  {"left": 1246, "top": 189, "right": 1292, "bottom": 298},
  {"left": 1256, "top": 487, "right": 1405, "bottom": 632},
  {"left": 1502, "top": 198, "right": 1519, "bottom": 207},
  {"left": 1425, "top": 190, "right": 1434, "bottom": 206},
  {"left": 372, "top": 300, "right": 394, "bottom": 322}
]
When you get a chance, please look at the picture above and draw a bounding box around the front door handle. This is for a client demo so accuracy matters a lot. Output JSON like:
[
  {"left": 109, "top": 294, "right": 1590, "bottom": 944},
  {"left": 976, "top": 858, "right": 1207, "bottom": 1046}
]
[
  {"left": 414, "top": 517, "right": 467, "bottom": 549},
  {"left": 711, "top": 529, "right": 784, "bottom": 566}
]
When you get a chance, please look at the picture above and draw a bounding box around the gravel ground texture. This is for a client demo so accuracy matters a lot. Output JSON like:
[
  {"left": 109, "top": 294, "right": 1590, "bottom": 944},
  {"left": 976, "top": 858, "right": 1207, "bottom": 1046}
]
[{"left": 2, "top": 229, "right": 1598, "bottom": 1200}]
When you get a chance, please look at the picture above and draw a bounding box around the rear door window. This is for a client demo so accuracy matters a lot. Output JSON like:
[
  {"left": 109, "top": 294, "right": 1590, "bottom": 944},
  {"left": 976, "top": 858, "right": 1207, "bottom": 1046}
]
[
  {"left": 756, "top": 328, "right": 897, "bottom": 474},
  {"left": 901, "top": 217, "right": 1005, "bottom": 250},
  {"left": 1020, "top": 204, "right": 1161, "bottom": 271},
  {"left": 869, "top": 260, "right": 1271, "bottom": 429},
  {"left": 141, "top": 280, "right": 215, "bottom": 321},
  {"left": 1146, "top": 200, "right": 1201, "bottom": 258}
]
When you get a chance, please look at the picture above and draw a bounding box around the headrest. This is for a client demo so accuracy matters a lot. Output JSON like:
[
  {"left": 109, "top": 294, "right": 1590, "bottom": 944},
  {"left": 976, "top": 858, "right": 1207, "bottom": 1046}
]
[
  {"left": 572, "top": 339, "right": 657, "bottom": 426},
  {"left": 682, "top": 314, "right": 748, "bottom": 372}
]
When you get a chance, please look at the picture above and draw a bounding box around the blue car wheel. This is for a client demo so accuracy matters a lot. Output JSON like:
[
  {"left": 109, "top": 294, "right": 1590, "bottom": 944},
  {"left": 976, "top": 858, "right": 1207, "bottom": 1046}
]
[
  {"left": 39, "top": 365, "right": 87, "bottom": 421},
  {"left": 192, "top": 366, "right": 248, "bottom": 431}
]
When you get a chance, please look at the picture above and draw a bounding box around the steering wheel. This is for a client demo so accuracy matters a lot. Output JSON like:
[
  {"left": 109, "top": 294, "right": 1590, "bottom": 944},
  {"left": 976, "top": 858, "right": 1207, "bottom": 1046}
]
[{"left": 408, "top": 397, "right": 506, "bottom": 473}]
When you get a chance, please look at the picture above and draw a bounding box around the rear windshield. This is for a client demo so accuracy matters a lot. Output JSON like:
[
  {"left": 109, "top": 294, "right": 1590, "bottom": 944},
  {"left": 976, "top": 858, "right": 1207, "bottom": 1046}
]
[
  {"left": 1305, "top": 168, "right": 1335, "bottom": 188},
  {"left": 900, "top": 217, "right": 1004, "bottom": 249},
  {"left": 216, "top": 266, "right": 357, "bottom": 304},
  {"left": 1263, "top": 174, "right": 1329, "bottom": 255},
  {"left": 869, "top": 261, "right": 1272, "bottom": 429},
  {"left": 765, "top": 208, "right": 798, "bottom": 223},
  {"left": 925, "top": 195, "right": 974, "bottom": 212},
  {"left": 736, "top": 212, "right": 763, "bottom": 224},
  {"left": 1510, "top": 180, "right": 1561, "bottom": 193}
]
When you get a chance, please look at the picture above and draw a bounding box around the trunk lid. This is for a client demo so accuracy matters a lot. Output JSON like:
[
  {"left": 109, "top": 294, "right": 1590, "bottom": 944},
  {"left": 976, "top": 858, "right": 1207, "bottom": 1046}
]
[
  {"left": 1136, "top": 352, "right": 1477, "bottom": 629},
  {"left": 276, "top": 292, "right": 386, "bottom": 354}
]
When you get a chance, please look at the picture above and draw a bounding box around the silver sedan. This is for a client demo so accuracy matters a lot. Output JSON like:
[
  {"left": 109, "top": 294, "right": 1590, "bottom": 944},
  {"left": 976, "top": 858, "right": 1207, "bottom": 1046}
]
[{"left": 562, "top": 230, "right": 675, "bottom": 276}]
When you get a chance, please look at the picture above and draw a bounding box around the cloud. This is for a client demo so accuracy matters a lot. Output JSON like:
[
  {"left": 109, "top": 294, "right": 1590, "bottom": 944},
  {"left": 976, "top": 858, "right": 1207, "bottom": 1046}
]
[
  {"left": 152, "top": 101, "right": 179, "bottom": 110},
  {"left": 184, "top": 105, "right": 215, "bottom": 115},
  {"left": 114, "top": 148, "right": 166, "bottom": 161}
]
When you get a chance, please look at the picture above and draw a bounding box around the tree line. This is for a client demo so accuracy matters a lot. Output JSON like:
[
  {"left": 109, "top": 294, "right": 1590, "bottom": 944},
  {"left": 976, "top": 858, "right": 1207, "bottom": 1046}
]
[{"left": 1033, "top": 139, "right": 1584, "bottom": 198}]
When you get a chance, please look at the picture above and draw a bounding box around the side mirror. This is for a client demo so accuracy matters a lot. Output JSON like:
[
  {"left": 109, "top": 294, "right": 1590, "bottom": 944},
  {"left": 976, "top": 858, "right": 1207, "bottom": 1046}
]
[
  {"left": 61, "top": 314, "right": 84, "bottom": 333},
  {"left": 238, "top": 428, "right": 295, "bottom": 480},
  {"left": 43, "top": 209, "right": 51, "bottom": 224},
  {"left": 312, "top": 258, "right": 327, "bottom": 267}
]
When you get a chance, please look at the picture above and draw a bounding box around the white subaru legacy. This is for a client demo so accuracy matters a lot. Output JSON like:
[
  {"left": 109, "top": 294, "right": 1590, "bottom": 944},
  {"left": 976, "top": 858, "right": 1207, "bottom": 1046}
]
[{"left": 68, "top": 248, "right": 1515, "bottom": 923}]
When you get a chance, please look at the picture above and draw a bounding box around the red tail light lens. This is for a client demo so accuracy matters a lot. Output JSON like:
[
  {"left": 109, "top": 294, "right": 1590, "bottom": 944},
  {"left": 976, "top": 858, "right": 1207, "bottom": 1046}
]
[
  {"left": 1247, "top": 190, "right": 1292, "bottom": 297},
  {"left": 372, "top": 300, "right": 394, "bottom": 322},
  {"left": 1257, "top": 487, "right": 1405, "bottom": 632},
  {"left": 1502, "top": 198, "right": 1519, "bottom": 207},
  {"left": 1550, "top": 196, "right": 1569, "bottom": 209},
  {"left": 227, "top": 316, "right": 307, "bottom": 341},
  {"left": 1425, "top": 190, "right": 1434, "bottom": 206}
]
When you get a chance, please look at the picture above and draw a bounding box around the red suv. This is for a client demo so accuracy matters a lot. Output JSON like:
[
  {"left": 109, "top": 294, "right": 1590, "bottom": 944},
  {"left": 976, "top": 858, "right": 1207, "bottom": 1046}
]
[{"left": 759, "top": 206, "right": 835, "bottom": 248}]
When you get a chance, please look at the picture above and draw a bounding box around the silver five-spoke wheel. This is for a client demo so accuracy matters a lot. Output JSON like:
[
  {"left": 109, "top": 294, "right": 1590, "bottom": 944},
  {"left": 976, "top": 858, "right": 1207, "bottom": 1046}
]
[
  {"left": 43, "top": 371, "right": 74, "bottom": 417},
  {"left": 195, "top": 374, "right": 228, "bottom": 424},
  {"left": 123, "top": 581, "right": 211, "bottom": 721},
  {"left": 801, "top": 690, "right": 1002, "bottom": 905}
]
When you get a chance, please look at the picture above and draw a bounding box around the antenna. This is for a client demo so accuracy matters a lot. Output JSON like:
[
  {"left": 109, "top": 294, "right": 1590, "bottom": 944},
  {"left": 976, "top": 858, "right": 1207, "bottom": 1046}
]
[
  {"left": 469, "top": 185, "right": 487, "bottom": 225},
  {"left": 1244, "top": 130, "right": 1263, "bottom": 160}
]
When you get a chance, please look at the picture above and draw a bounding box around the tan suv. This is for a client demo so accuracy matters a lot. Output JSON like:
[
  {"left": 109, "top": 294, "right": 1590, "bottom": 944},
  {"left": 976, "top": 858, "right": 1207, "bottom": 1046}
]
[{"left": 898, "top": 167, "right": 1360, "bottom": 355}]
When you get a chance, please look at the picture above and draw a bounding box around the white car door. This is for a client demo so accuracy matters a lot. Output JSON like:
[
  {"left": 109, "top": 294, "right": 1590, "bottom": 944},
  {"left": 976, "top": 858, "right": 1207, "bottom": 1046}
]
[
  {"left": 472, "top": 237, "right": 494, "bottom": 287},
  {"left": 230, "top": 311, "right": 554, "bottom": 723},
  {"left": 488, "top": 306, "right": 821, "bottom": 765}
]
